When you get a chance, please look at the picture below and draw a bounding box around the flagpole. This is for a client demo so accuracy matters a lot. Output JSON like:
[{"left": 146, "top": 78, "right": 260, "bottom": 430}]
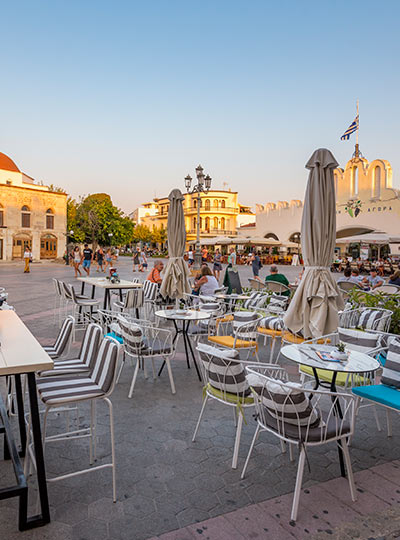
[{"left": 355, "top": 99, "right": 359, "bottom": 158}]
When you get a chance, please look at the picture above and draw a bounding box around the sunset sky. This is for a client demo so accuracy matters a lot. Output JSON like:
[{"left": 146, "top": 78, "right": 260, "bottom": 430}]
[{"left": 1, "top": 0, "right": 399, "bottom": 213}]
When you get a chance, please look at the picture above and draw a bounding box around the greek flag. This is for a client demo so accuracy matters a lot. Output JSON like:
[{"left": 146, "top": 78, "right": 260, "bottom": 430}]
[{"left": 340, "top": 115, "right": 359, "bottom": 140}]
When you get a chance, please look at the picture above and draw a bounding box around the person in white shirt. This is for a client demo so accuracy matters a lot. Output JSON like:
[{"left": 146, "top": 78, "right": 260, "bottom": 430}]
[
  {"left": 187, "top": 249, "right": 194, "bottom": 267},
  {"left": 23, "top": 248, "right": 32, "bottom": 273},
  {"left": 193, "top": 265, "right": 219, "bottom": 296}
]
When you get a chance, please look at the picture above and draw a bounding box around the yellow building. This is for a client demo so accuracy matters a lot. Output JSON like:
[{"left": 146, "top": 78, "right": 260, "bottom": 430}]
[
  {"left": 0, "top": 152, "right": 67, "bottom": 261},
  {"left": 136, "top": 190, "right": 254, "bottom": 247}
]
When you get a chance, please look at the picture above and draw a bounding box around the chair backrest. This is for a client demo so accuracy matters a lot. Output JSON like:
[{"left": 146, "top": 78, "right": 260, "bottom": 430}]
[
  {"left": 337, "top": 327, "right": 381, "bottom": 353},
  {"left": 267, "top": 294, "right": 289, "bottom": 314},
  {"left": 53, "top": 316, "right": 74, "bottom": 356},
  {"left": 243, "top": 293, "right": 268, "bottom": 310},
  {"left": 337, "top": 281, "right": 363, "bottom": 292},
  {"left": 245, "top": 365, "right": 355, "bottom": 443},
  {"left": 248, "top": 278, "right": 265, "bottom": 291},
  {"left": 374, "top": 284, "right": 400, "bottom": 294},
  {"left": 53, "top": 278, "right": 62, "bottom": 298},
  {"left": 78, "top": 323, "right": 103, "bottom": 368},
  {"left": 117, "top": 316, "right": 147, "bottom": 356},
  {"left": 143, "top": 280, "right": 159, "bottom": 301},
  {"left": 90, "top": 338, "right": 119, "bottom": 395},
  {"left": 339, "top": 307, "right": 392, "bottom": 332},
  {"left": 61, "top": 281, "right": 72, "bottom": 300},
  {"left": 233, "top": 312, "right": 262, "bottom": 340},
  {"left": 264, "top": 281, "right": 290, "bottom": 295},
  {"left": 197, "top": 343, "right": 250, "bottom": 401},
  {"left": 123, "top": 288, "right": 144, "bottom": 309}
]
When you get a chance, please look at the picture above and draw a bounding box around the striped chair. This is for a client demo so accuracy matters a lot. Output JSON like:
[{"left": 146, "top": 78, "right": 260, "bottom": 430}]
[
  {"left": 117, "top": 316, "right": 176, "bottom": 397},
  {"left": 143, "top": 280, "right": 159, "bottom": 318},
  {"left": 42, "top": 316, "right": 74, "bottom": 360},
  {"left": 38, "top": 323, "right": 102, "bottom": 377},
  {"left": 208, "top": 311, "right": 262, "bottom": 360},
  {"left": 26, "top": 337, "right": 120, "bottom": 502},
  {"left": 193, "top": 343, "right": 257, "bottom": 469},
  {"left": 113, "top": 287, "right": 144, "bottom": 318}
]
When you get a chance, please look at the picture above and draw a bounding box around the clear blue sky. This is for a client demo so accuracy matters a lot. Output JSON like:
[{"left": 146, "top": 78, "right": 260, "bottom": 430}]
[{"left": 1, "top": 0, "right": 399, "bottom": 213}]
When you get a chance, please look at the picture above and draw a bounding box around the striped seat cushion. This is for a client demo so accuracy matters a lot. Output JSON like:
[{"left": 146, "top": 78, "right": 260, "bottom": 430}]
[
  {"left": 381, "top": 338, "right": 400, "bottom": 389},
  {"left": 254, "top": 379, "right": 320, "bottom": 428},
  {"left": 39, "top": 358, "right": 90, "bottom": 377},
  {"left": 268, "top": 295, "right": 288, "bottom": 313},
  {"left": 337, "top": 327, "right": 380, "bottom": 353},
  {"left": 259, "top": 316, "right": 283, "bottom": 331},
  {"left": 198, "top": 344, "right": 250, "bottom": 397},
  {"left": 358, "top": 309, "right": 388, "bottom": 331},
  {"left": 233, "top": 311, "right": 258, "bottom": 328},
  {"left": 243, "top": 293, "right": 263, "bottom": 309}
]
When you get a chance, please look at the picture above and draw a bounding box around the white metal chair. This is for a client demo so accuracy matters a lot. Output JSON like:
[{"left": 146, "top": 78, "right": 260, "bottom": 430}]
[
  {"left": 26, "top": 337, "right": 120, "bottom": 502},
  {"left": 117, "top": 315, "right": 176, "bottom": 397},
  {"left": 193, "top": 343, "right": 269, "bottom": 469},
  {"left": 338, "top": 307, "right": 392, "bottom": 333},
  {"left": 113, "top": 287, "right": 144, "bottom": 317},
  {"left": 241, "top": 365, "right": 357, "bottom": 522},
  {"left": 264, "top": 281, "right": 291, "bottom": 296},
  {"left": 208, "top": 311, "right": 262, "bottom": 360},
  {"left": 143, "top": 280, "right": 159, "bottom": 319},
  {"left": 248, "top": 278, "right": 266, "bottom": 291},
  {"left": 69, "top": 284, "right": 100, "bottom": 333},
  {"left": 373, "top": 284, "right": 400, "bottom": 294}
]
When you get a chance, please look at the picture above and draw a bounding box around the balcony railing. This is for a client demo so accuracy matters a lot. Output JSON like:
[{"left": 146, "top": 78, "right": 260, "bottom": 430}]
[
  {"left": 186, "top": 229, "right": 237, "bottom": 236},
  {"left": 184, "top": 206, "right": 239, "bottom": 215}
]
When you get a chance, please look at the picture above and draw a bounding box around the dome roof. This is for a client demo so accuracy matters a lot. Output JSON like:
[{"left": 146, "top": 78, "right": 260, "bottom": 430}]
[{"left": 0, "top": 152, "right": 20, "bottom": 172}]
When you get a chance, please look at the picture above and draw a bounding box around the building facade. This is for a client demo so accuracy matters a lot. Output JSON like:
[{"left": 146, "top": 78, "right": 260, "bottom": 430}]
[
  {"left": 253, "top": 153, "right": 400, "bottom": 253},
  {"left": 134, "top": 190, "right": 255, "bottom": 246},
  {"left": 0, "top": 152, "right": 67, "bottom": 261}
]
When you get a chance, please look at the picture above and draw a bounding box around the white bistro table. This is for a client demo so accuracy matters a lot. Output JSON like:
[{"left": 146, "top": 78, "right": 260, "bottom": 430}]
[
  {"left": 281, "top": 343, "right": 380, "bottom": 477},
  {"left": 155, "top": 309, "right": 211, "bottom": 381},
  {"left": 78, "top": 277, "right": 142, "bottom": 310},
  {"left": 0, "top": 310, "right": 53, "bottom": 530}
]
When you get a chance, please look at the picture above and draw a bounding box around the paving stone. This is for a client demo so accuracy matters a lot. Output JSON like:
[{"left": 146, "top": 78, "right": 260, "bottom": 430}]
[
  {"left": 88, "top": 497, "right": 124, "bottom": 522},
  {"left": 187, "top": 516, "right": 246, "bottom": 539},
  {"left": 71, "top": 518, "right": 109, "bottom": 540},
  {"left": 223, "top": 503, "right": 296, "bottom": 539},
  {"left": 123, "top": 493, "right": 156, "bottom": 517},
  {"left": 54, "top": 500, "right": 89, "bottom": 526}
]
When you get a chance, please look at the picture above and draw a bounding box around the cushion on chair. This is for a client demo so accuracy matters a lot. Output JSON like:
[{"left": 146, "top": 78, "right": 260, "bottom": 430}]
[
  {"left": 257, "top": 327, "right": 282, "bottom": 337},
  {"left": 268, "top": 295, "right": 288, "bottom": 313},
  {"left": 105, "top": 332, "right": 124, "bottom": 344},
  {"left": 299, "top": 365, "right": 370, "bottom": 387},
  {"left": 338, "top": 327, "right": 380, "bottom": 353},
  {"left": 263, "top": 408, "right": 350, "bottom": 442},
  {"left": 352, "top": 384, "right": 400, "bottom": 411},
  {"left": 358, "top": 309, "right": 388, "bottom": 331},
  {"left": 381, "top": 337, "right": 400, "bottom": 389},
  {"left": 197, "top": 345, "right": 251, "bottom": 397},
  {"left": 208, "top": 335, "right": 257, "bottom": 349},
  {"left": 205, "top": 383, "right": 254, "bottom": 404},
  {"left": 259, "top": 316, "right": 283, "bottom": 331},
  {"left": 253, "top": 379, "right": 320, "bottom": 428},
  {"left": 118, "top": 318, "right": 147, "bottom": 354},
  {"left": 141, "top": 338, "right": 172, "bottom": 356}
]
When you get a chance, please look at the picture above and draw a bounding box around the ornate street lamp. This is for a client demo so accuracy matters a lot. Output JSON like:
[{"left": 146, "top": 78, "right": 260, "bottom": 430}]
[{"left": 185, "top": 165, "right": 212, "bottom": 269}]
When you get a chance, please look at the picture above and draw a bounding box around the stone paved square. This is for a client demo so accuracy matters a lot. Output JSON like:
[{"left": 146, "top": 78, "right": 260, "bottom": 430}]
[{"left": 1, "top": 259, "right": 399, "bottom": 539}]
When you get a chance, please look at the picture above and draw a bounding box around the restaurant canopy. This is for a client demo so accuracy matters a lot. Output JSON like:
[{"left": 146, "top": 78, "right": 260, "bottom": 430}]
[{"left": 336, "top": 232, "right": 400, "bottom": 244}]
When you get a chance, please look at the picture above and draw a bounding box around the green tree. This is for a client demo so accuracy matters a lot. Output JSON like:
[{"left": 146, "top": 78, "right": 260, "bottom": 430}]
[
  {"left": 132, "top": 224, "right": 153, "bottom": 244},
  {"left": 152, "top": 225, "right": 167, "bottom": 246},
  {"left": 67, "top": 197, "right": 85, "bottom": 243},
  {"left": 72, "top": 193, "right": 134, "bottom": 248}
]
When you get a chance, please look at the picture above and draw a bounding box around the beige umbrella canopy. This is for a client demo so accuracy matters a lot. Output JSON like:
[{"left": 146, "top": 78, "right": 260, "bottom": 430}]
[
  {"left": 284, "top": 149, "right": 344, "bottom": 338},
  {"left": 160, "top": 189, "right": 191, "bottom": 300}
]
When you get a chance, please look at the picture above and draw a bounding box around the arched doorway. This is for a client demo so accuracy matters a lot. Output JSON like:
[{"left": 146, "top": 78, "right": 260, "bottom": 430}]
[
  {"left": 40, "top": 234, "right": 57, "bottom": 259},
  {"left": 12, "top": 234, "right": 32, "bottom": 259}
]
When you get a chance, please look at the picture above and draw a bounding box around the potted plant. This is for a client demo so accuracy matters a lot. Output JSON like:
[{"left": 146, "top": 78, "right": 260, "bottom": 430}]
[{"left": 331, "top": 342, "right": 348, "bottom": 360}]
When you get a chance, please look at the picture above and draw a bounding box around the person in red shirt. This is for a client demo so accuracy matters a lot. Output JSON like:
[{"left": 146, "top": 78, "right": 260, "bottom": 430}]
[{"left": 147, "top": 261, "right": 164, "bottom": 284}]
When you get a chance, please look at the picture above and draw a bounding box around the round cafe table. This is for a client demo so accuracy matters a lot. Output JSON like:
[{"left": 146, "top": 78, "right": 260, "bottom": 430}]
[
  {"left": 281, "top": 343, "right": 380, "bottom": 477},
  {"left": 155, "top": 309, "right": 211, "bottom": 381}
]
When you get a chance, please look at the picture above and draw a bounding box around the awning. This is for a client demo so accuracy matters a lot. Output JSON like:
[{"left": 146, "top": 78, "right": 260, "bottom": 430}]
[{"left": 336, "top": 232, "right": 400, "bottom": 244}]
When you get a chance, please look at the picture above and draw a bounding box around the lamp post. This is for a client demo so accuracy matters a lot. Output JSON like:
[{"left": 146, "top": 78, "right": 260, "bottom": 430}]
[
  {"left": 185, "top": 165, "right": 212, "bottom": 269},
  {"left": 108, "top": 232, "right": 113, "bottom": 245}
]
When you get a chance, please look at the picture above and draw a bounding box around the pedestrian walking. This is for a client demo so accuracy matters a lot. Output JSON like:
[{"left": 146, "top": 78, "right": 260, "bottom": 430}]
[
  {"left": 213, "top": 248, "right": 222, "bottom": 280},
  {"left": 96, "top": 247, "right": 105, "bottom": 272},
  {"left": 250, "top": 249, "right": 262, "bottom": 282},
  {"left": 132, "top": 247, "right": 140, "bottom": 272},
  {"left": 187, "top": 248, "right": 194, "bottom": 267},
  {"left": 104, "top": 248, "right": 112, "bottom": 270},
  {"left": 72, "top": 246, "right": 82, "bottom": 277},
  {"left": 227, "top": 247, "right": 237, "bottom": 268},
  {"left": 139, "top": 250, "right": 148, "bottom": 272},
  {"left": 23, "top": 247, "right": 32, "bottom": 273},
  {"left": 81, "top": 244, "right": 93, "bottom": 276}
]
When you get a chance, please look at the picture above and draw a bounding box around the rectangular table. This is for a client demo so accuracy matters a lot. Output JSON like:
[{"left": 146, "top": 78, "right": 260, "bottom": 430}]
[
  {"left": 77, "top": 277, "right": 142, "bottom": 310},
  {"left": 0, "top": 310, "right": 53, "bottom": 530}
]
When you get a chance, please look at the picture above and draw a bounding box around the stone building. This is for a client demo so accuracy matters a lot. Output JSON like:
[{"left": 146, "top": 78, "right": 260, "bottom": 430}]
[
  {"left": 0, "top": 152, "right": 67, "bottom": 261},
  {"left": 134, "top": 190, "right": 255, "bottom": 247},
  {"left": 254, "top": 152, "right": 400, "bottom": 256}
]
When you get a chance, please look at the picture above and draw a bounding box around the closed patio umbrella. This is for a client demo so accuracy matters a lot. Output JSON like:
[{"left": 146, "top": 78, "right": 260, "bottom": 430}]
[
  {"left": 160, "top": 189, "right": 191, "bottom": 300},
  {"left": 284, "top": 149, "right": 344, "bottom": 338}
]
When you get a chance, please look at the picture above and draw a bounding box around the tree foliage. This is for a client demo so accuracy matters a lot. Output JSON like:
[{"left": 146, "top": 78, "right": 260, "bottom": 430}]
[
  {"left": 67, "top": 193, "right": 134, "bottom": 248},
  {"left": 132, "top": 224, "right": 153, "bottom": 243}
]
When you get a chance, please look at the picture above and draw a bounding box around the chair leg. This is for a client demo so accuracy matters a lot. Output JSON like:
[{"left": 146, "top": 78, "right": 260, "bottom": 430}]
[
  {"left": 151, "top": 358, "right": 156, "bottom": 379},
  {"left": 105, "top": 397, "right": 117, "bottom": 503},
  {"left": 128, "top": 358, "right": 140, "bottom": 398},
  {"left": 232, "top": 412, "right": 243, "bottom": 469},
  {"left": 386, "top": 409, "right": 392, "bottom": 437},
  {"left": 291, "top": 446, "right": 306, "bottom": 523},
  {"left": 241, "top": 424, "right": 260, "bottom": 479},
  {"left": 233, "top": 405, "right": 237, "bottom": 427},
  {"left": 192, "top": 395, "right": 209, "bottom": 442},
  {"left": 116, "top": 352, "right": 125, "bottom": 384},
  {"left": 289, "top": 443, "right": 295, "bottom": 462},
  {"left": 165, "top": 358, "right": 176, "bottom": 394},
  {"left": 341, "top": 440, "right": 357, "bottom": 502},
  {"left": 373, "top": 406, "right": 382, "bottom": 432}
]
